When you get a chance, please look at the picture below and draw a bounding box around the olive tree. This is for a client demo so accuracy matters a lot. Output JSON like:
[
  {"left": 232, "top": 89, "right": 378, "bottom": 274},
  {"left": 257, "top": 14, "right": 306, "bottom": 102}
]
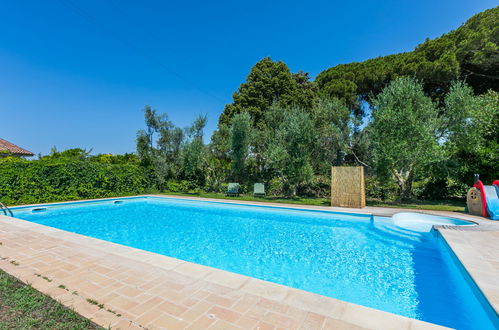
[
  {"left": 229, "top": 112, "right": 252, "bottom": 183},
  {"left": 371, "top": 77, "right": 442, "bottom": 200}
]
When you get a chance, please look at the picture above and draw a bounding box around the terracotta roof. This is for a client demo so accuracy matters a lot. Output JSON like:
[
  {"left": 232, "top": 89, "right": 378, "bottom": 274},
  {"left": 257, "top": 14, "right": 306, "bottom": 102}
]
[{"left": 0, "top": 138, "right": 34, "bottom": 156}]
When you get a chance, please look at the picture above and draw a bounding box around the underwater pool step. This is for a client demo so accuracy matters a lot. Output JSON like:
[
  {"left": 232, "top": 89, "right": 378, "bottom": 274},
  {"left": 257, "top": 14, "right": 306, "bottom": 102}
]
[{"left": 371, "top": 221, "right": 431, "bottom": 243}]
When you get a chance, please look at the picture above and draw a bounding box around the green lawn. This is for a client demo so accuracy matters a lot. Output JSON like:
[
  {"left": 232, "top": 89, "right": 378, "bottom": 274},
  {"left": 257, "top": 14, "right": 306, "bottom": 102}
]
[
  {"left": 159, "top": 191, "right": 465, "bottom": 212},
  {"left": 366, "top": 199, "right": 465, "bottom": 212},
  {"left": 161, "top": 191, "right": 331, "bottom": 206},
  {"left": 0, "top": 270, "right": 101, "bottom": 330}
]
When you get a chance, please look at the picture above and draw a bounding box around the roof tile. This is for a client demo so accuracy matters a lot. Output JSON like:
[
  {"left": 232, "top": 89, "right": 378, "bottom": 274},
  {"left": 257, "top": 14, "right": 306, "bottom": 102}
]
[{"left": 0, "top": 138, "right": 34, "bottom": 156}]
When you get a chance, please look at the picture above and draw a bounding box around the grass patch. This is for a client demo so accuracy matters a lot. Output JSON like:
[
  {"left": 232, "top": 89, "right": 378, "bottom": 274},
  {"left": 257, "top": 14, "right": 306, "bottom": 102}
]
[
  {"left": 161, "top": 191, "right": 330, "bottom": 206},
  {"left": 366, "top": 199, "right": 465, "bottom": 212},
  {"left": 160, "top": 191, "right": 465, "bottom": 212},
  {"left": 0, "top": 269, "right": 102, "bottom": 329}
]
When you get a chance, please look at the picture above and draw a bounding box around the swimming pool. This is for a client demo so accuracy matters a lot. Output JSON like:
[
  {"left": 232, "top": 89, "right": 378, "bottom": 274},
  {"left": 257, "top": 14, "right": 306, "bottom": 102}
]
[{"left": 11, "top": 196, "right": 498, "bottom": 329}]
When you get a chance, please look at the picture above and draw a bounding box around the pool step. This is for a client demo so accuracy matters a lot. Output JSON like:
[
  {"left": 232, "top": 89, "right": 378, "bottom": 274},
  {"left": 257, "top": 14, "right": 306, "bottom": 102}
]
[{"left": 371, "top": 217, "right": 433, "bottom": 243}]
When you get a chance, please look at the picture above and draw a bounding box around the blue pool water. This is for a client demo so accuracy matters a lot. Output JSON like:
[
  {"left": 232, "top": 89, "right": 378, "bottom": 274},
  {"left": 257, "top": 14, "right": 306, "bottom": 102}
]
[{"left": 12, "top": 197, "right": 498, "bottom": 329}]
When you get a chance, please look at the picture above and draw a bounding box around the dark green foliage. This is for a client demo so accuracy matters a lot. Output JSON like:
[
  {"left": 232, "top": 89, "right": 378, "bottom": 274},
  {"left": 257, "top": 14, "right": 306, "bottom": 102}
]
[
  {"left": 0, "top": 158, "right": 149, "bottom": 205},
  {"left": 371, "top": 77, "right": 442, "bottom": 200},
  {"left": 218, "top": 57, "right": 317, "bottom": 128},
  {"left": 40, "top": 147, "right": 92, "bottom": 161},
  {"left": 229, "top": 112, "right": 252, "bottom": 182},
  {"left": 309, "top": 98, "right": 352, "bottom": 174},
  {"left": 209, "top": 7, "right": 498, "bottom": 202},
  {"left": 265, "top": 106, "right": 315, "bottom": 196},
  {"left": 136, "top": 106, "right": 209, "bottom": 190},
  {"left": 451, "top": 90, "right": 499, "bottom": 185},
  {"left": 369, "top": 76, "right": 497, "bottom": 200},
  {"left": 182, "top": 114, "right": 208, "bottom": 185},
  {"left": 315, "top": 6, "right": 498, "bottom": 109}
]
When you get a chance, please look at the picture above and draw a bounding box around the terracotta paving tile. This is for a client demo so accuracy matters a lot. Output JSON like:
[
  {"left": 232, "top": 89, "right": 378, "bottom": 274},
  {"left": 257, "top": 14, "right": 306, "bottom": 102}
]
[
  {"left": 232, "top": 294, "right": 261, "bottom": 314},
  {"left": 264, "top": 311, "right": 300, "bottom": 329},
  {"left": 242, "top": 279, "right": 289, "bottom": 301},
  {"left": 181, "top": 296, "right": 201, "bottom": 308},
  {"left": 299, "top": 312, "right": 326, "bottom": 329},
  {"left": 206, "top": 292, "right": 239, "bottom": 308},
  {"left": 128, "top": 296, "right": 164, "bottom": 317},
  {"left": 204, "top": 281, "right": 234, "bottom": 295},
  {"left": 205, "top": 269, "right": 250, "bottom": 289},
  {"left": 52, "top": 291, "right": 77, "bottom": 304},
  {"left": 180, "top": 299, "right": 214, "bottom": 321},
  {"left": 285, "top": 306, "right": 308, "bottom": 322},
  {"left": 134, "top": 307, "right": 163, "bottom": 327},
  {"left": 92, "top": 265, "right": 114, "bottom": 275},
  {"left": 71, "top": 299, "right": 102, "bottom": 319},
  {"left": 108, "top": 295, "right": 141, "bottom": 311},
  {"left": 257, "top": 298, "right": 289, "bottom": 314},
  {"left": 95, "top": 291, "right": 121, "bottom": 304},
  {"left": 112, "top": 319, "right": 143, "bottom": 330},
  {"left": 207, "top": 305, "right": 243, "bottom": 324},
  {"left": 175, "top": 261, "right": 214, "bottom": 279},
  {"left": 117, "top": 285, "right": 143, "bottom": 298},
  {"left": 245, "top": 304, "right": 269, "bottom": 320},
  {"left": 158, "top": 279, "right": 186, "bottom": 292},
  {"left": 103, "top": 280, "right": 126, "bottom": 292},
  {"left": 136, "top": 278, "right": 161, "bottom": 291},
  {"left": 284, "top": 289, "right": 346, "bottom": 318},
  {"left": 86, "top": 272, "right": 110, "bottom": 284},
  {"left": 186, "top": 313, "right": 217, "bottom": 330},
  {"left": 322, "top": 317, "right": 367, "bottom": 330},
  {"left": 78, "top": 281, "right": 103, "bottom": 295},
  {"left": 254, "top": 321, "right": 276, "bottom": 330},
  {"left": 45, "top": 286, "right": 69, "bottom": 297},
  {"left": 154, "top": 313, "right": 189, "bottom": 329},
  {"left": 235, "top": 315, "right": 260, "bottom": 328},
  {"left": 157, "top": 299, "right": 189, "bottom": 317},
  {"left": 209, "top": 319, "right": 244, "bottom": 329},
  {"left": 91, "top": 309, "right": 121, "bottom": 328},
  {"left": 340, "top": 303, "right": 410, "bottom": 330},
  {"left": 154, "top": 286, "right": 185, "bottom": 302}
]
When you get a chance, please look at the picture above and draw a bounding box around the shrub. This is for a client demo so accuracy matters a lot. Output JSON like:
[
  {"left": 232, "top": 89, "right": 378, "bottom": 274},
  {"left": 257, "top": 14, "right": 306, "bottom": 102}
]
[
  {"left": 0, "top": 158, "right": 150, "bottom": 205},
  {"left": 365, "top": 176, "right": 399, "bottom": 201},
  {"left": 297, "top": 175, "right": 330, "bottom": 197},
  {"left": 164, "top": 180, "right": 199, "bottom": 193}
]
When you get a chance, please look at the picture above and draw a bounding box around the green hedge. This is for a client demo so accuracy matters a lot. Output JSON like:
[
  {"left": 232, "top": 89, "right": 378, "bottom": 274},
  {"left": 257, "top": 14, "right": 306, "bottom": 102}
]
[{"left": 0, "top": 159, "right": 151, "bottom": 206}]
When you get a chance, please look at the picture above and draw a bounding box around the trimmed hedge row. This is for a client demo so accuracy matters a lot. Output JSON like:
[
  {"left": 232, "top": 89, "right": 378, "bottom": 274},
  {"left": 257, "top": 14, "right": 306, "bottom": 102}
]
[{"left": 0, "top": 159, "right": 150, "bottom": 205}]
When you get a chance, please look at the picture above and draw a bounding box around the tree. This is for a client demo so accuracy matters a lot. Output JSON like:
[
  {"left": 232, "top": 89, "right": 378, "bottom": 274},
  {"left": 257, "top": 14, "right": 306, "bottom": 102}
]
[
  {"left": 371, "top": 77, "right": 442, "bottom": 200},
  {"left": 229, "top": 112, "right": 252, "bottom": 183},
  {"left": 440, "top": 81, "right": 483, "bottom": 154},
  {"left": 451, "top": 89, "right": 499, "bottom": 185},
  {"left": 266, "top": 106, "right": 315, "bottom": 196},
  {"left": 40, "top": 147, "right": 92, "bottom": 161},
  {"left": 182, "top": 115, "right": 208, "bottom": 185},
  {"left": 136, "top": 106, "right": 186, "bottom": 188},
  {"left": 309, "top": 97, "right": 352, "bottom": 173},
  {"left": 218, "top": 57, "right": 316, "bottom": 128},
  {"left": 315, "top": 7, "right": 499, "bottom": 108}
]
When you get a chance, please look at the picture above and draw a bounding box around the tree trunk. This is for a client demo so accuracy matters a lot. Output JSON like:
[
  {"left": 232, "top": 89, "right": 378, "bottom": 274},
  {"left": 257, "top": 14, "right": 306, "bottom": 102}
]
[{"left": 393, "top": 168, "right": 414, "bottom": 202}]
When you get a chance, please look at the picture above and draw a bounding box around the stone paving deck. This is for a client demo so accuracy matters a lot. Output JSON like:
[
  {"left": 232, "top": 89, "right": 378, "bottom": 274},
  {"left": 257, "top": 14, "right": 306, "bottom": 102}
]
[
  {"left": 2, "top": 195, "right": 498, "bottom": 329},
  {"left": 439, "top": 230, "right": 499, "bottom": 315}
]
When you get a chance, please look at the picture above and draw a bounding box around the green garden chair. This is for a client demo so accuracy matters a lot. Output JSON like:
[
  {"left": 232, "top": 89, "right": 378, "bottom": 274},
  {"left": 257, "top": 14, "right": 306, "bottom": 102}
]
[
  {"left": 253, "top": 183, "right": 265, "bottom": 197},
  {"left": 226, "top": 182, "right": 240, "bottom": 196}
]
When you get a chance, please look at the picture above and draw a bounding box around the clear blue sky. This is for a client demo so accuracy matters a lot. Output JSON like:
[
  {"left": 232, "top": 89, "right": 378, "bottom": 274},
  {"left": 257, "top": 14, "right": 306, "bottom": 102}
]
[{"left": 1, "top": 1, "right": 496, "bottom": 156}]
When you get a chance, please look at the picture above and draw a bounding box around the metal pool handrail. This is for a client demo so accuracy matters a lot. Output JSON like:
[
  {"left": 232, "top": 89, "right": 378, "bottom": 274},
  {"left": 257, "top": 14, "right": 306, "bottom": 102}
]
[{"left": 0, "top": 202, "right": 13, "bottom": 217}]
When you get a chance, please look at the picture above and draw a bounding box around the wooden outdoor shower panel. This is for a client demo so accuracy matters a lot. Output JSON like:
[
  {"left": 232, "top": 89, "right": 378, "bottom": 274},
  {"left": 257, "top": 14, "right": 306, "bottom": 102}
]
[{"left": 331, "top": 166, "right": 366, "bottom": 208}]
